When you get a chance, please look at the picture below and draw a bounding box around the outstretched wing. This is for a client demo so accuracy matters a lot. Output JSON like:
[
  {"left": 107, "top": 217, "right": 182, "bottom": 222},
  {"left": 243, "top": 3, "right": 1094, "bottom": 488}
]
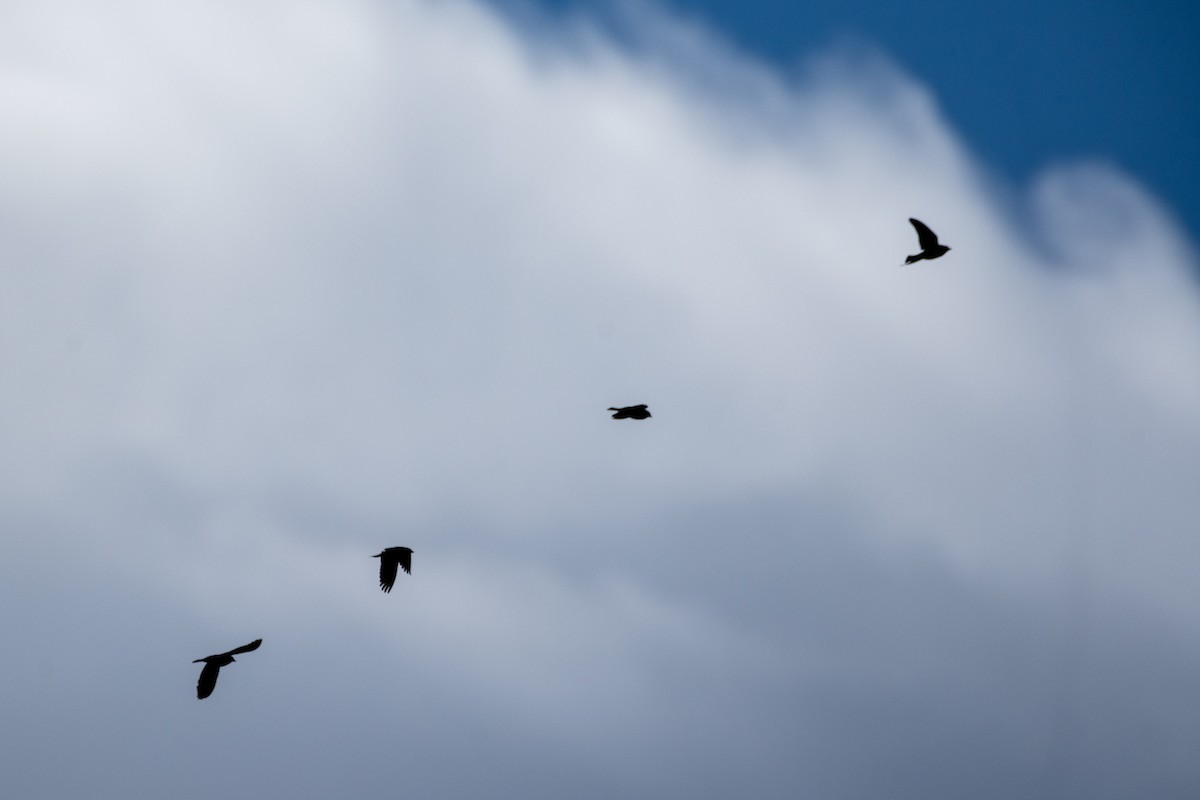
[
  {"left": 379, "top": 557, "right": 399, "bottom": 593},
  {"left": 197, "top": 662, "right": 221, "bottom": 699},
  {"left": 223, "top": 639, "right": 263, "bottom": 658},
  {"left": 396, "top": 548, "right": 412, "bottom": 575},
  {"left": 909, "top": 218, "right": 940, "bottom": 250}
]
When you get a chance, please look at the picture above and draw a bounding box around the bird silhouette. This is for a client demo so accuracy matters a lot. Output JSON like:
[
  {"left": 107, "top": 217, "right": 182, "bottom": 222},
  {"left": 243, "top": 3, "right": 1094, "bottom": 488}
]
[
  {"left": 373, "top": 547, "right": 413, "bottom": 593},
  {"left": 608, "top": 404, "right": 651, "bottom": 419},
  {"left": 193, "top": 639, "right": 262, "bottom": 699},
  {"left": 905, "top": 218, "right": 951, "bottom": 264}
]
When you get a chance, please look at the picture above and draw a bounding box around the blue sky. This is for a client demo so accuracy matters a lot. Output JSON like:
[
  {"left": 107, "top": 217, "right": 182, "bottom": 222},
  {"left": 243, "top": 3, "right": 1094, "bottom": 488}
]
[
  {"left": 1, "top": 1, "right": 1199, "bottom": 798},
  {"left": 499, "top": 0, "right": 1200, "bottom": 240}
]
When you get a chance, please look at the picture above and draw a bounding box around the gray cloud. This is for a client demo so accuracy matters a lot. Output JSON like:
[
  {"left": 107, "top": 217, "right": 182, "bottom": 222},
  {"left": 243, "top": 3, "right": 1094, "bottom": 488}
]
[{"left": 1, "top": 1, "right": 1198, "bottom": 797}]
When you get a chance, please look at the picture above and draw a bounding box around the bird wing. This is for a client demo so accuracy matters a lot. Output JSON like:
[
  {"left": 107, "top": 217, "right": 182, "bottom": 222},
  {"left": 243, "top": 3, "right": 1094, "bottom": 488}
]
[
  {"left": 196, "top": 661, "right": 221, "bottom": 699},
  {"left": 379, "top": 557, "right": 399, "bottom": 592},
  {"left": 223, "top": 639, "right": 263, "bottom": 658},
  {"left": 398, "top": 548, "right": 412, "bottom": 575},
  {"left": 909, "top": 218, "right": 939, "bottom": 250},
  {"left": 631, "top": 404, "right": 647, "bottom": 411}
]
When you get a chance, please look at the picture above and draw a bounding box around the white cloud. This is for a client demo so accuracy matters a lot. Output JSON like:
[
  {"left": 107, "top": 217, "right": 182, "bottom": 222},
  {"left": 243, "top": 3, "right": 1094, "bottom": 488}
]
[{"left": 1, "top": 1, "right": 1198, "bottom": 797}]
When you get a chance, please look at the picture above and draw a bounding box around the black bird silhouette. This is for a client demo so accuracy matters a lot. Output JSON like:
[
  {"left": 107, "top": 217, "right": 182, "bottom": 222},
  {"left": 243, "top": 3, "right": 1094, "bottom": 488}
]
[
  {"left": 373, "top": 547, "right": 413, "bottom": 593},
  {"left": 608, "top": 404, "right": 651, "bottom": 420},
  {"left": 193, "top": 639, "right": 262, "bottom": 699},
  {"left": 905, "top": 218, "right": 951, "bottom": 264}
]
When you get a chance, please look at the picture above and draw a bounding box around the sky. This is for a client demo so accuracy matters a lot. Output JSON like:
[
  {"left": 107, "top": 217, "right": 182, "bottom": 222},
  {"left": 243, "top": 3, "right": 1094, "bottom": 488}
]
[
  {"left": 1, "top": 1, "right": 1198, "bottom": 798},
  {"left": 503, "top": 0, "right": 1200, "bottom": 242}
]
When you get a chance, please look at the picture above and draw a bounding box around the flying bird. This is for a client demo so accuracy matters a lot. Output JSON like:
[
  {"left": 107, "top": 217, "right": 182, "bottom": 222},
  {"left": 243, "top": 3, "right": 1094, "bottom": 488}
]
[
  {"left": 193, "top": 639, "right": 262, "bottom": 700},
  {"left": 373, "top": 547, "right": 413, "bottom": 593},
  {"left": 608, "top": 404, "right": 651, "bottom": 420},
  {"left": 905, "top": 218, "right": 951, "bottom": 264}
]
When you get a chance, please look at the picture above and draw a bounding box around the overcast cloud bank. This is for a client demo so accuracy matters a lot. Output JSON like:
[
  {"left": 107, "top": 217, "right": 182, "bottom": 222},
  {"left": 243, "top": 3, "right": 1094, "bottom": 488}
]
[{"left": 1, "top": 1, "right": 1198, "bottom": 798}]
